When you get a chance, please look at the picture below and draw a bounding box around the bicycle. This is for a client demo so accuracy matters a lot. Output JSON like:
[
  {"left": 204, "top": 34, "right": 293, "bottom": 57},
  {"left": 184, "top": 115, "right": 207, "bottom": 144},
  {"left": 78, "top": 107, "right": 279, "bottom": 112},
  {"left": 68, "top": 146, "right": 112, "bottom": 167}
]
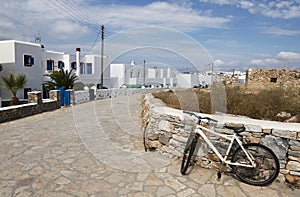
[{"left": 181, "top": 111, "right": 280, "bottom": 186}]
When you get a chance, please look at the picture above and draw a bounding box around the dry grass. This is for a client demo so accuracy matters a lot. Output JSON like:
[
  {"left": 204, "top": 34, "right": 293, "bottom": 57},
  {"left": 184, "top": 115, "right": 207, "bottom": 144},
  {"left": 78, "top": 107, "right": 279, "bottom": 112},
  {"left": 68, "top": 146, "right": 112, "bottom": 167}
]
[{"left": 152, "top": 86, "right": 300, "bottom": 121}]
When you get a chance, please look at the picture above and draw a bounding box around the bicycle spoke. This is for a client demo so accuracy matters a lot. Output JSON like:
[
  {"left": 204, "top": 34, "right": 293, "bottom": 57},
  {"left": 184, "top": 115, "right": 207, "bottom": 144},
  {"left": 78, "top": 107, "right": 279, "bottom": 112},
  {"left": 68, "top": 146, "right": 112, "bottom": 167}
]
[{"left": 231, "top": 143, "right": 280, "bottom": 186}]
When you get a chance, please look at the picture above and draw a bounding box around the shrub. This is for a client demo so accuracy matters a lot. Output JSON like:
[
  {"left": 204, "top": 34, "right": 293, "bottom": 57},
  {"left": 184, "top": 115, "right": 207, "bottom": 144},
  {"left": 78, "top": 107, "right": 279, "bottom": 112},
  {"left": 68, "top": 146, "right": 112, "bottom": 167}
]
[{"left": 152, "top": 86, "right": 300, "bottom": 121}]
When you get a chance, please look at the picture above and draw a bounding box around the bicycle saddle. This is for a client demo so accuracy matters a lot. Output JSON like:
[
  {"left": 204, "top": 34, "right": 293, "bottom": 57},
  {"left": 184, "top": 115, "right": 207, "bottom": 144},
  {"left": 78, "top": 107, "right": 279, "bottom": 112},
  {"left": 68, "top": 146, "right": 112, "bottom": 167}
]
[{"left": 224, "top": 123, "right": 245, "bottom": 133}]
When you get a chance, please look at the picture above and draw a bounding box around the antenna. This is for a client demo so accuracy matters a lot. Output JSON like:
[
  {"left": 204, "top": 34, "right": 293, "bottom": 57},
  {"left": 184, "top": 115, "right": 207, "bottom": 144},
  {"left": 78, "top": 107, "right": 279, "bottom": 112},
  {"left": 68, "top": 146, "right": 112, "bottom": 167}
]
[{"left": 35, "top": 33, "right": 41, "bottom": 43}]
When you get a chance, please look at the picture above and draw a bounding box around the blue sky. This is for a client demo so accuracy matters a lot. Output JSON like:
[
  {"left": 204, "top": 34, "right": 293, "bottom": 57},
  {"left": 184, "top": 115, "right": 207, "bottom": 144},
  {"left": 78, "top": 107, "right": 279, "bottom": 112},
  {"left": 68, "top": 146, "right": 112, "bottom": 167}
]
[{"left": 0, "top": 0, "right": 300, "bottom": 71}]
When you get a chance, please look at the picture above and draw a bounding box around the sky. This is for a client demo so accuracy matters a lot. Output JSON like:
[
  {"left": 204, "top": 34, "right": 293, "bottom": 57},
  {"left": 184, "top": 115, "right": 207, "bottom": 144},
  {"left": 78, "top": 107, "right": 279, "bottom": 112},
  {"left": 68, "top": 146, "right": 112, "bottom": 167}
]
[{"left": 0, "top": 0, "right": 300, "bottom": 72}]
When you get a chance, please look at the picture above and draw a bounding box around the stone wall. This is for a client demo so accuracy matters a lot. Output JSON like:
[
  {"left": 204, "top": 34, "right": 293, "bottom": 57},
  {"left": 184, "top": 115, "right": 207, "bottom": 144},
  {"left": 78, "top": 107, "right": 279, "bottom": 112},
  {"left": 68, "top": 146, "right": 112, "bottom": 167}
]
[
  {"left": 70, "top": 88, "right": 163, "bottom": 105},
  {"left": 0, "top": 100, "right": 60, "bottom": 123},
  {"left": 142, "top": 94, "right": 300, "bottom": 185},
  {"left": 96, "top": 88, "right": 162, "bottom": 99},
  {"left": 246, "top": 69, "right": 300, "bottom": 87},
  {"left": 74, "top": 89, "right": 93, "bottom": 105}
]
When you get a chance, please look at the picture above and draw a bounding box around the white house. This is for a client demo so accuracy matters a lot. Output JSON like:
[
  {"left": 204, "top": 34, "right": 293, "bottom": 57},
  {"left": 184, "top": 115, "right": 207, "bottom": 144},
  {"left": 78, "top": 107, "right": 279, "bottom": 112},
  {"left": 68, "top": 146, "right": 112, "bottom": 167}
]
[
  {"left": 0, "top": 40, "right": 45, "bottom": 100},
  {"left": 110, "top": 62, "right": 177, "bottom": 89},
  {"left": 0, "top": 40, "right": 111, "bottom": 101},
  {"left": 79, "top": 54, "right": 110, "bottom": 88},
  {"left": 177, "top": 73, "right": 200, "bottom": 88}
]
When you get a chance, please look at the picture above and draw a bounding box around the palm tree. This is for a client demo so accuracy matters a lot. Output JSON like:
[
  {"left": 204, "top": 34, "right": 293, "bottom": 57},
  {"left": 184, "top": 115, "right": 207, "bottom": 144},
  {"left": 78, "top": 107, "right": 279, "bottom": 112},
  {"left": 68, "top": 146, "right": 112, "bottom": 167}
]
[
  {"left": 43, "top": 68, "right": 78, "bottom": 89},
  {"left": 1, "top": 72, "right": 27, "bottom": 105}
]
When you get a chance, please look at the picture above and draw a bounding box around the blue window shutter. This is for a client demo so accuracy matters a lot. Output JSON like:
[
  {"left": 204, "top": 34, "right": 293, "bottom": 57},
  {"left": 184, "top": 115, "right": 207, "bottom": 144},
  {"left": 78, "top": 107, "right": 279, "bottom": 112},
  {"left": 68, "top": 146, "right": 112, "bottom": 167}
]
[
  {"left": 71, "top": 62, "right": 76, "bottom": 69},
  {"left": 30, "top": 56, "right": 34, "bottom": 65}
]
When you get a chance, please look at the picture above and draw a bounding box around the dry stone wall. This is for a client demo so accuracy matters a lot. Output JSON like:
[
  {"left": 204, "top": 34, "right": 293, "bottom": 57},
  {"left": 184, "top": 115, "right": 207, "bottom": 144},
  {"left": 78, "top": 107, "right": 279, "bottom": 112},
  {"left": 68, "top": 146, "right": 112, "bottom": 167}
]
[
  {"left": 246, "top": 69, "right": 300, "bottom": 87},
  {"left": 142, "top": 94, "right": 300, "bottom": 185}
]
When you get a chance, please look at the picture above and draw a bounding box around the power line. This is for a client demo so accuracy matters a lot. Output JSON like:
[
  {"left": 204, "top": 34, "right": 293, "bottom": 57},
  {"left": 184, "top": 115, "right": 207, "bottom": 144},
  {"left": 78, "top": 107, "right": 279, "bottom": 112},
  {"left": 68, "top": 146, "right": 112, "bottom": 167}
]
[
  {"left": 0, "top": 12, "right": 78, "bottom": 49},
  {"left": 43, "top": 0, "right": 99, "bottom": 34},
  {"left": 39, "top": 0, "right": 113, "bottom": 53},
  {"left": 61, "top": 0, "right": 102, "bottom": 28}
]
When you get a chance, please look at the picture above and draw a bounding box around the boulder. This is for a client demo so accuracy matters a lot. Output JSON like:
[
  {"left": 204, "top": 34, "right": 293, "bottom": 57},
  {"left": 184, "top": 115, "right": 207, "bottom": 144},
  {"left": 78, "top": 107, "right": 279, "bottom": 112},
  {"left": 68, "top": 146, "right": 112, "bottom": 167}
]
[{"left": 284, "top": 114, "right": 300, "bottom": 123}]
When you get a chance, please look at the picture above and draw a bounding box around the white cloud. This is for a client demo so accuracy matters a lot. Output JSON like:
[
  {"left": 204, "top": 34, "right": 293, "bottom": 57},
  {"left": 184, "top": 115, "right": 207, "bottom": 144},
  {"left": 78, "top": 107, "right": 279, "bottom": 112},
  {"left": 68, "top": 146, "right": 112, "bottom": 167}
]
[
  {"left": 239, "top": 1, "right": 254, "bottom": 9},
  {"left": 249, "top": 58, "right": 280, "bottom": 65},
  {"left": 262, "top": 26, "right": 300, "bottom": 36},
  {"left": 200, "top": 0, "right": 300, "bottom": 19},
  {"left": 0, "top": 0, "right": 231, "bottom": 46},
  {"left": 277, "top": 51, "right": 300, "bottom": 61},
  {"left": 249, "top": 51, "right": 300, "bottom": 67},
  {"left": 250, "top": 59, "right": 264, "bottom": 65},
  {"left": 213, "top": 59, "right": 225, "bottom": 66},
  {"left": 51, "top": 20, "right": 90, "bottom": 40},
  {"left": 94, "top": 2, "right": 230, "bottom": 31}
]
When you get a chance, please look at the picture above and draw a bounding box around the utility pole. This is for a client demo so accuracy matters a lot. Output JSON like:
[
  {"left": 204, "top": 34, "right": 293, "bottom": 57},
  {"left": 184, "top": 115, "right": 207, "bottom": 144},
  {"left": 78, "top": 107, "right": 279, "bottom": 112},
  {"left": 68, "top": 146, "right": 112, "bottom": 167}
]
[
  {"left": 210, "top": 62, "right": 214, "bottom": 85},
  {"left": 100, "top": 25, "right": 104, "bottom": 89},
  {"left": 143, "top": 60, "right": 146, "bottom": 87}
]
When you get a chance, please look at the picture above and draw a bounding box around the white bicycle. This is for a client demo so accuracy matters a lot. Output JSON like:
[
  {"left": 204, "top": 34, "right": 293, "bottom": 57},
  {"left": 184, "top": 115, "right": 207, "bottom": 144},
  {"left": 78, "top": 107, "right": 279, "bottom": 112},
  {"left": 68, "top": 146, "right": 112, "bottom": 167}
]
[{"left": 181, "top": 111, "right": 280, "bottom": 186}]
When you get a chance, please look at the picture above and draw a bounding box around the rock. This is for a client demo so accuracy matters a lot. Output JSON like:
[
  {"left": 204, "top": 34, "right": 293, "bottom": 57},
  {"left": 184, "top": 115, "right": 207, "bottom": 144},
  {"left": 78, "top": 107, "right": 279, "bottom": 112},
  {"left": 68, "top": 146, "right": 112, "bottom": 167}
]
[
  {"left": 158, "top": 134, "right": 170, "bottom": 145},
  {"left": 285, "top": 114, "right": 300, "bottom": 123},
  {"left": 245, "top": 124, "right": 262, "bottom": 133},
  {"left": 272, "top": 129, "right": 297, "bottom": 139},
  {"left": 288, "top": 156, "right": 300, "bottom": 163},
  {"left": 285, "top": 174, "right": 300, "bottom": 186},
  {"left": 276, "top": 111, "right": 292, "bottom": 121},
  {"left": 289, "top": 140, "right": 300, "bottom": 146},
  {"left": 158, "top": 120, "right": 171, "bottom": 131},
  {"left": 286, "top": 161, "right": 300, "bottom": 171},
  {"left": 261, "top": 135, "right": 288, "bottom": 160},
  {"left": 288, "top": 150, "right": 300, "bottom": 157},
  {"left": 148, "top": 133, "right": 159, "bottom": 141},
  {"left": 148, "top": 141, "right": 162, "bottom": 149}
]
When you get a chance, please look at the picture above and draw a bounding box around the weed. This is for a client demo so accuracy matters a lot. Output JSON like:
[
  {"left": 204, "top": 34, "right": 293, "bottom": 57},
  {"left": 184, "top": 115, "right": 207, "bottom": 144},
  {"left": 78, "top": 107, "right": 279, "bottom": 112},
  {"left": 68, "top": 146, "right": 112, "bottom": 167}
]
[{"left": 152, "top": 86, "right": 300, "bottom": 121}]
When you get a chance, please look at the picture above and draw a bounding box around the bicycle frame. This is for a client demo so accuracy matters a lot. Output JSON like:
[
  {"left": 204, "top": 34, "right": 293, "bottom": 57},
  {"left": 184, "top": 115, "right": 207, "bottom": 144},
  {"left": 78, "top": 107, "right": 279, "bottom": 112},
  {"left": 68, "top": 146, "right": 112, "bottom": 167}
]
[{"left": 195, "top": 124, "right": 256, "bottom": 168}]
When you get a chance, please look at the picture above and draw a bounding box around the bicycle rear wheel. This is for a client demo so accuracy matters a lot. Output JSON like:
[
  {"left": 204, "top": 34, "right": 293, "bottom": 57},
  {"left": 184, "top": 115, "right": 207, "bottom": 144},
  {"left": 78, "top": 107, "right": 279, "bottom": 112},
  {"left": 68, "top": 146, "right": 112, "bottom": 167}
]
[
  {"left": 181, "top": 138, "right": 197, "bottom": 175},
  {"left": 231, "top": 143, "right": 280, "bottom": 186}
]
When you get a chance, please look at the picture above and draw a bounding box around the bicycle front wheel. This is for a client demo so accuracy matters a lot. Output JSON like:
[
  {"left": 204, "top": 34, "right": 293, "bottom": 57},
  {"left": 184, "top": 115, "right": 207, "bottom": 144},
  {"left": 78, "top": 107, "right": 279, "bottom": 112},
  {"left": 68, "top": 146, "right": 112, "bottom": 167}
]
[
  {"left": 231, "top": 143, "right": 280, "bottom": 186},
  {"left": 181, "top": 138, "right": 197, "bottom": 175}
]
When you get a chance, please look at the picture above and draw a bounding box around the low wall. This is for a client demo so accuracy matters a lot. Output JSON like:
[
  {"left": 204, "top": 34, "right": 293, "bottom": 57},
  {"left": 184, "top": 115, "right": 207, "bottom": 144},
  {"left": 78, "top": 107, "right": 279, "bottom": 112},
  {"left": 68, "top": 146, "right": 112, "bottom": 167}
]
[
  {"left": 74, "top": 89, "right": 93, "bottom": 105},
  {"left": 142, "top": 94, "right": 300, "bottom": 185},
  {"left": 0, "top": 100, "right": 60, "bottom": 123},
  {"left": 96, "top": 88, "right": 162, "bottom": 99},
  {"left": 72, "top": 88, "right": 163, "bottom": 105}
]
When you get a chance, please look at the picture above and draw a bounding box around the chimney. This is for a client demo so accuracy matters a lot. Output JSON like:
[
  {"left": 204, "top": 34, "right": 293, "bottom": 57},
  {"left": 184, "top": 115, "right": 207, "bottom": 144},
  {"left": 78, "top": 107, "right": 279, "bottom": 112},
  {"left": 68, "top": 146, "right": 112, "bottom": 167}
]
[{"left": 76, "top": 48, "right": 80, "bottom": 76}]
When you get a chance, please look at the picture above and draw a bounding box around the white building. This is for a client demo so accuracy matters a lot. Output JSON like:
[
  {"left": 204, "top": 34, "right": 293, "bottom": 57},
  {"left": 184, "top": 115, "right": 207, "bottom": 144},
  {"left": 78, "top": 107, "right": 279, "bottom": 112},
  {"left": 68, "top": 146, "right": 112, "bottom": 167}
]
[
  {"left": 0, "top": 40, "right": 45, "bottom": 100},
  {"left": 0, "top": 40, "right": 110, "bottom": 100},
  {"left": 110, "top": 63, "right": 177, "bottom": 89},
  {"left": 176, "top": 72, "right": 212, "bottom": 88}
]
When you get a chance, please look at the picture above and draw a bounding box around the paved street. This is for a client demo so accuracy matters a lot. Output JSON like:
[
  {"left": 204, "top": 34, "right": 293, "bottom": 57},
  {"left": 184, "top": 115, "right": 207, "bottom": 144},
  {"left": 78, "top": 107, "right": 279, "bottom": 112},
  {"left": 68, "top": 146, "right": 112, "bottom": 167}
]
[{"left": 0, "top": 95, "right": 298, "bottom": 196}]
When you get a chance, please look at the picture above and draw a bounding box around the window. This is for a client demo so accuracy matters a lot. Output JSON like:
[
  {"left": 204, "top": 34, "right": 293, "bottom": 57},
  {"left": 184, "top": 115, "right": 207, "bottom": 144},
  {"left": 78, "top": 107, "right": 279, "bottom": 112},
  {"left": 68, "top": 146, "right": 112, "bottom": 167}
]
[
  {"left": 80, "top": 62, "right": 85, "bottom": 74},
  {"left": 270, "top": 78, "right": 277, "bottom": 83},
  {"left": 24, "top": 55, "right": 34, "bottom": 67},
  {"left": 58, "top": 61, "right": 64, "bottom": 69},
  {"left": 46, "top": 60, "right": 54, "bottom": 71},
  {"left": 130, "top": 70, "right": 133, "bottom": 78},
  {"left": 86, "top": 63, "right": 92, "bottom": 74},
  {"left": 71, "top": 62, "right": 76, "bottom": 69}
]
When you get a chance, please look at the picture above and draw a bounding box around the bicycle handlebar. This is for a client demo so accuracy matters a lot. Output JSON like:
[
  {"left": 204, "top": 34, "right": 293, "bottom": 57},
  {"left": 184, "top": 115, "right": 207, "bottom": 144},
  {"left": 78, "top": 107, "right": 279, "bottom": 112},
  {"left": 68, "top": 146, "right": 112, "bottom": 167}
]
[{"left": 183, "top": 111, "right": 218, "bottom": 123}]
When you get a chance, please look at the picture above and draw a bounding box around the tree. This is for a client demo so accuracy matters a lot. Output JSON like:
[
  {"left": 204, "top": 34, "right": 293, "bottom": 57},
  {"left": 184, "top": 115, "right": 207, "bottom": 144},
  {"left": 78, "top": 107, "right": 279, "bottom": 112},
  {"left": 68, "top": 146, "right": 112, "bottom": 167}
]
[
  {"left": 1, "top": 72, "right": 27, "bottom": 105},
  {"left": 43, "top": 68, "right": 78, "bottom": 89}
]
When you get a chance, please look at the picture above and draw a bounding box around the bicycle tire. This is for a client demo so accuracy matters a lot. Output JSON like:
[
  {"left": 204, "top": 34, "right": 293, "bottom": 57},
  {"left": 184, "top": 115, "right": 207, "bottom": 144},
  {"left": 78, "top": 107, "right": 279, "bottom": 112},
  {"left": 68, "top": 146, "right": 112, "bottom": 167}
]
[
  {"left": 231, "top": 143, "right": 280, "bottom": 186},
  {"left": 181, "top": 138, "right": 197, "bottom": 175}
]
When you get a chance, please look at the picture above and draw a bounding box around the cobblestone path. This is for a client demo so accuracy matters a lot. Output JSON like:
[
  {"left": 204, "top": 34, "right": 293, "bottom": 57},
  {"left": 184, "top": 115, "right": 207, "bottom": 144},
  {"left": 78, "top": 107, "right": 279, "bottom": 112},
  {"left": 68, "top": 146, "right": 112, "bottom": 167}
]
[{"left": 0, "top": 95, "right": 298, "bottom": 196}]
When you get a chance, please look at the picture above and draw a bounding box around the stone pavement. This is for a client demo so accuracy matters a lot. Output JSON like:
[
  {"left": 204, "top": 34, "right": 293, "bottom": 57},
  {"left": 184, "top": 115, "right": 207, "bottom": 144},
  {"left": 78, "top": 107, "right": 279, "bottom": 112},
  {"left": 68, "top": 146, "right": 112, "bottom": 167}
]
[{"left": 0, "top": 95, "right": 299, "bottom": 197}]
